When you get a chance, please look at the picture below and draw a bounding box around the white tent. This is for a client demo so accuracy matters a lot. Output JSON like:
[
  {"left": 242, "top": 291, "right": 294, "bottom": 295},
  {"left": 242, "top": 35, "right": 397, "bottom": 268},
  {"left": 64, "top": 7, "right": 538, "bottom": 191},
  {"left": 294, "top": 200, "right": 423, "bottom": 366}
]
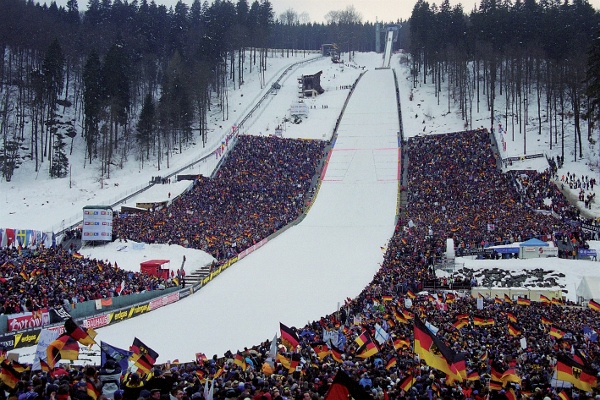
[{"left": 576, "top": 276, "right": 600, "bottom": 303}]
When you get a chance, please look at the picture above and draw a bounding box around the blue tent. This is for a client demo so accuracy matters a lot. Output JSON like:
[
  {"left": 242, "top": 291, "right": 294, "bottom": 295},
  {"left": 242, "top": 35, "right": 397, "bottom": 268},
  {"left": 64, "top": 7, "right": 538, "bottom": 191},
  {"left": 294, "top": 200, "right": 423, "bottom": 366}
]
[{"left": 519, "top": 238, "right": 549, "bottom": 247}]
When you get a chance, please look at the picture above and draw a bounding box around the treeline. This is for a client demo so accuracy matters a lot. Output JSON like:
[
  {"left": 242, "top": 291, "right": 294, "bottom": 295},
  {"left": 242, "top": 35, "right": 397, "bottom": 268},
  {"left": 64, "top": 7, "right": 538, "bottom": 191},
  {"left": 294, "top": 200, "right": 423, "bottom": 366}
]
[
  {"left": 0, "top": 0, "right": 390, "bottom": 183},
  {"left": 408, "top": 0, "right": 600, "bottom": 160},
  {"left": 1, "top": 0, "right": 599, "bottom": 182}
]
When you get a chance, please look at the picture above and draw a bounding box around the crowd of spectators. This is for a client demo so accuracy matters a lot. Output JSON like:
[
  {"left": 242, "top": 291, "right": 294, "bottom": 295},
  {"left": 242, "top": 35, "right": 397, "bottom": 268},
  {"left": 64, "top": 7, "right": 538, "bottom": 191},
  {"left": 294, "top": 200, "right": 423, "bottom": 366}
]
[
  {"left": 4, "top": 130, "right": 600, "bottom": 400},
  {"left": 112, "top": 136, "right": 325, "bottom": 261},
  {"left": 0, "top": 246, "right": 177, "bottom": 315}
]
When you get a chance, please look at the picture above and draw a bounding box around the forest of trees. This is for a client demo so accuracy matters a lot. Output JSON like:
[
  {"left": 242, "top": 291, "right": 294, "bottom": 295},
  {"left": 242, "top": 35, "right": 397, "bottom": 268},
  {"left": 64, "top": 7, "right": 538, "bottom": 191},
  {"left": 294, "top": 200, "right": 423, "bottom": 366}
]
[{"left": 0, "top": 0, "right": 599, "bottom": 182}]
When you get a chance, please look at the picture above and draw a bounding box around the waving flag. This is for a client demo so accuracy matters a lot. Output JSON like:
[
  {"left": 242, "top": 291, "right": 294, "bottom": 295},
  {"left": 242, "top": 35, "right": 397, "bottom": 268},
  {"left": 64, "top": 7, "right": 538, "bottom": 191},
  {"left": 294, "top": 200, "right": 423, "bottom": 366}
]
[
  {"left": 65, "top": 318, "right": 97, "bottom": 347},
  {"left": 47, "top": 334, "right": 79, "bottom": 368},
  {"left": 280, "top": 323, "right": 300, "bottom": 350},
  {"left": 414, "top": 317, "right": 465, "bottom": 381},
  {"left": 588, "top": 299, "right": 600, "bottom": 311},
  {"left": 556, "top": 354, "right": 598, "bottom": 392},
  {"left": 324, "top": 370, "right": 370, "bottom": 400}
]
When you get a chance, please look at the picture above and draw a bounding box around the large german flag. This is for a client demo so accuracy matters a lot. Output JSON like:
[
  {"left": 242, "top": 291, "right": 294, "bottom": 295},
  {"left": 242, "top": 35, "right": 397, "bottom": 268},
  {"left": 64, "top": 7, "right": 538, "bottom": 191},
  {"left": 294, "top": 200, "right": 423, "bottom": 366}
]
[
  {"left": 46, "top": 333, "right": 79, "bottom": 368},
  {"left": 311, "top": 342, "right": 329, "bottom": 361},
  {"left": 541, "top": 316, "right": 552, "bottom": 325},
  {"left": 394, "top": 337, "right": 410, "bottom": 350},
  {"left": 129, "top": 337, "right": 159, "bottom": 365},
  {"left": 588, "top": 299, "right": 600, "bottom": 311},
  {"left": 65, "top": 318, "right": 97, "bottom": 347},
  {"left": 280, "top": 323, "right": 300, "bottom": 350},
  {"left": 556, "top": 354, "right": 598, "bottom": 392},
  {"left": 506, "top": 312, "right": 517, "bottom": 323},
  {"left": 323, "top": 370, "right": 371, "bottom": 400},
  {"left": 356, "top": 339, "right": 379, "bottom": 359},
  {"left": 540, "top": 294, "right": 551, "bottom": 304},
  {"left": 0, "top": 361, "right": 20, "bottom": 389},
  {"left": 413, "top": 317, "right": 464, "bottom": 381}
]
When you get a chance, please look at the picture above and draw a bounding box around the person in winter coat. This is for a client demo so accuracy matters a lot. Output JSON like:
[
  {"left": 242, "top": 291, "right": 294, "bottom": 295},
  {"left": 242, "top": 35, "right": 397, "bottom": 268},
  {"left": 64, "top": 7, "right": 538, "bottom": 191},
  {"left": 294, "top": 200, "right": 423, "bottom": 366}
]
[
  {"left": 122, "top": 373, "right": 145, "bottom": 400},
  {"left": 98, "top": 361, "right": 122, "bottom": 400}
]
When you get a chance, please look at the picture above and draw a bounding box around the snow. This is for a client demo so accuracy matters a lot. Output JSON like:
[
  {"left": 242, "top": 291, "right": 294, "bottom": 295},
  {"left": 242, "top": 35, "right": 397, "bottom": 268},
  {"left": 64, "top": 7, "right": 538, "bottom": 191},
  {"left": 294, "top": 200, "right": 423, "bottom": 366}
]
[{"left": 7, "top": 51, "right": 600, "bottom": 365}]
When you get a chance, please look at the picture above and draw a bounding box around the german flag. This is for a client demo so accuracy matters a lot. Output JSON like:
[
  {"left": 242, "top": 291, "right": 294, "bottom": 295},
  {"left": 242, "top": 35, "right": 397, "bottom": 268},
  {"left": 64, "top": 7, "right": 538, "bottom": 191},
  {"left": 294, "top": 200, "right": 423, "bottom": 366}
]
[
  {"left": 517, "top": 297, "right": 531, "bottom": 306},
  {"left": 385, "top": 357, "right": 397, "bottom": 370},
  {"left": 550, "top": 325, "right": 566, "bottom": 339},
  {"left": 489, "top": 380, "right": 503, "bottom": 391},
  {"left": 466, "top": 371, "right": 480, "bottom": 381},
  {"left": 72, "top": 252, "right": 83, "bottom": 259},
  {"left": 479, "top": 351, "right": 488, "bottom": 362},
  {"left": 86, "top": 381, "right": 101, "bottom": 400},
  {"left": 213, "top": 366, "right": 224, "bottom": 380},
  {"left": 356, "top": 340, "right": 378, "bottom": 359},
  {"left": 280, "top": 323, "right": 300, "bottom": 350},
  {"left": 46, "top": 334, "right": 79, "bottom": 368},
  {"left": 494, "top": 297, "right": 503, "bottom": 304},
  {"left": 0, "top": 361, "right": 20, "bottom": 389},
  {"left": 311, "top": 342, "right": 329, "bottom": 361},
  {"left": 330, "top": 344, "right": 343, "bottom": 363},
  {"left": 234, "top": 353, "right": 247, "bottom": 370},
  {"left": 507, "top": 322, "right": 521, "bottom": 337},
  {"left": 402, "top": 309, "right": 414, "bottom": 320},
  {"left": 558, "top": 389, "right": 571, "bottom": 400},
  {"left": 473, "top": 316, "right": 494, "bottom": 326},
  {"left": 355, "top": 330, "right": 373, "bottom": 347},
  {"left": 394, "top": 337, "right": 410, "bottom": 350},
  {"left": 406, "top": 290, "right": 416, "bottom": 299},
  {"left": 382, "top": 295, "right": 393, "bottom": 302},
  {"left": 556, "top": 354, "right": 598, "bottom": 392},
  {"left": 540, "top": 294, "right": 551, "bottom": 304},
  {"left": 506, "top": 312, "right": 517, "bottom": 323},
  {"left": 323, "top": 370, "right": 371, "bottom": 400},
  {"left": 394, "top": 309, "right": 408, "bottom": 323},
  {"left": 129, "top": 337, "right": 159, "bottom": 368},
  {"left": 504, "top": 294, "right": 513, "bottom": 304},
  {"left": 445, "top": 293, "right": 456, "bottom": 303},
  {"left": 413, "top": 317, "right": 464, "bottom": 381},
  {"left": 130, "top": 353, "right": 154, "bottom": 374},
  {"left": 65, "top": 318, "right": 97, "bottom": 347},
  {"left": 453, "top": 319, "right": 468, "bottom": 330},
  {"left": 289, "top": 353, "right": 301, "bottom": 373},
  {"left": 490, "top": 364, "right": 504, "bottom": 384},
  {"left": 39, "top": 359, "right": 51, "bottom": 373},
  {"left": 10, "top": 360, "right": 29, "bottom": 373},
  {"left": 541, "top": 316, "right": 552, "bottom": 325},
  {"left": 387, "top": 319, "right": 396, "bottom": 328},
  {"left": 552, "top": 297, "right": 564, "bottom": 306},
  {"left": 398, "top": 374, "right": 415, "bottom": 392},
  {"left": 588, "top": 299, "right": 600, "bottom": 311},
  {"left": 19, "top": 271, "right": 29, "bottom": 280},
  {"left": 428, "top": 294, "right": 436, "bottom": 302}
]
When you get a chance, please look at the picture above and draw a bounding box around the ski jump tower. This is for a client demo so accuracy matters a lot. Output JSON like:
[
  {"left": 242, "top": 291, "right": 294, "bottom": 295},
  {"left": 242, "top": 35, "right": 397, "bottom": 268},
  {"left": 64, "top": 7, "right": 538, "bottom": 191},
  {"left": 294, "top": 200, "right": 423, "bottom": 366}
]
[{"left": 375, "top": 24, "right": 401, "bottom": 69}]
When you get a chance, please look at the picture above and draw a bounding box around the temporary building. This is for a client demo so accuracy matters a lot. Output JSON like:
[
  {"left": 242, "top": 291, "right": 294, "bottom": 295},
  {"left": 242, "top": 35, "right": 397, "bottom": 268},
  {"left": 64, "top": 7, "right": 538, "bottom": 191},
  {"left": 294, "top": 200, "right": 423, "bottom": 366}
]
[
  {"left": 140, "top": 259, "right": 170, "bottom": 279},
  {"left": 576, "top": 276, "right": 600, "bottom": 303},
  {"left": 519, "top": 238, "right": 557, "bottom": 259}
]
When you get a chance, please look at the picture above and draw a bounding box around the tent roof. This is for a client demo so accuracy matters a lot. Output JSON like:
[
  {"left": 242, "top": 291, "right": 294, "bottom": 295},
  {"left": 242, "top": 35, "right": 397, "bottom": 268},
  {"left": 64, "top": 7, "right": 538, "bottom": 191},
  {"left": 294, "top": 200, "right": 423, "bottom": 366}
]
[
  {"left": 519, "top": 238, "right": 549, "bottom": 247},
  {"left": 577, "top": 276, "right": 600, "bottom": 300}
]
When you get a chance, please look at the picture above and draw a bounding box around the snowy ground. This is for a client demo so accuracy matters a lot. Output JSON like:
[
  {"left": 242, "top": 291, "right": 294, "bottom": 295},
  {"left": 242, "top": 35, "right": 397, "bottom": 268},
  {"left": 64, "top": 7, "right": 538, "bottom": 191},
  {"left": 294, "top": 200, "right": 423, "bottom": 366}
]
[{"left": 8, "top": 51, "right": 600, "bottom": 365}]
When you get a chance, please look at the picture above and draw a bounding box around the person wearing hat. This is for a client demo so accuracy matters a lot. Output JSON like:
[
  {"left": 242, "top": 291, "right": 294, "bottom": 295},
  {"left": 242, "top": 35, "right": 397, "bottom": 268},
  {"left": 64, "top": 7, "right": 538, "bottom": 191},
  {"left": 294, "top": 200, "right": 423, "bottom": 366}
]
[
  {"left": 71, "top": 381, "right": 93, "bottom": 400},
  {"left": 99, "top": 360, "right": 122, "bottom": 400},
  {"left": 145, "top": 369, "right": 174, "bottom": 396},
  {"left": 122, "top": 373, "right": 146, "bottom": 400}
]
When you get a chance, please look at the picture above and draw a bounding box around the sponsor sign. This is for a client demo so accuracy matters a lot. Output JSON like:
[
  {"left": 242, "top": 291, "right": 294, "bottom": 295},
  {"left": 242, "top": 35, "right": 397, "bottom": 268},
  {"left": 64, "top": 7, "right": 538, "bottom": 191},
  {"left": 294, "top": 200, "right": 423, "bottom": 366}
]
[
  {"left": 7, "top": 310, "right": 50, "bottom": 332},
  {"left": 128, "top": 303, "right": 150, "bottom": 318},
  {"left": 84, "top": 314, "right": 112, "bottom": 329},
  {"left": 149, "top": 292, "right": 180, "bottom": 311},
  {"left": 14, "top": 330, "right": 41, "bottom": 348},
  {"left": 0, "top": 334, "right": 15, "bottom": 349},
  {"left": 579, "top": 249, "right": 598, "bottom": 257}
]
